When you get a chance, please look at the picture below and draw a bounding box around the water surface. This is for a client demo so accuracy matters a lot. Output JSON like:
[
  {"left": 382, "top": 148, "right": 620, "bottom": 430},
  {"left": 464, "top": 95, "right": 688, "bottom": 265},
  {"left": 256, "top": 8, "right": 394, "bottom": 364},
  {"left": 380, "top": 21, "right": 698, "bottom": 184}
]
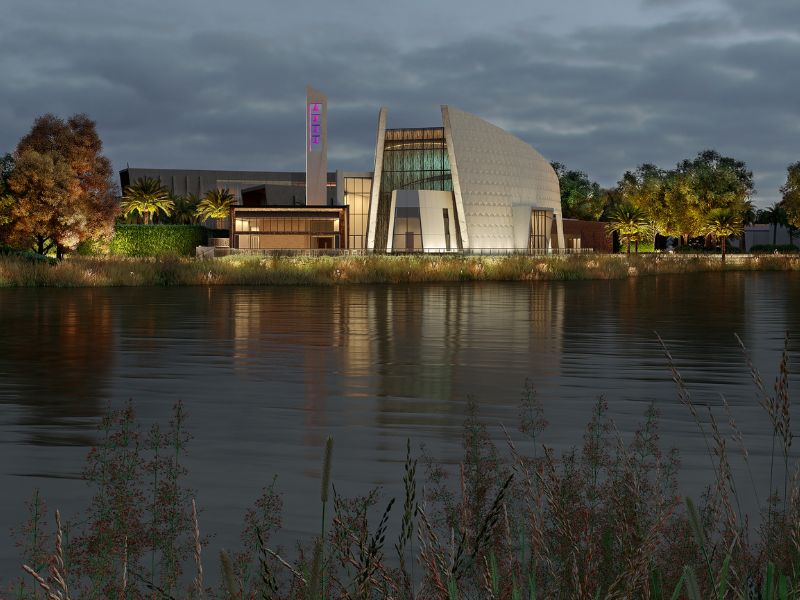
[{"left": 1, "top": 273, "right": 798, "bottom": 578}]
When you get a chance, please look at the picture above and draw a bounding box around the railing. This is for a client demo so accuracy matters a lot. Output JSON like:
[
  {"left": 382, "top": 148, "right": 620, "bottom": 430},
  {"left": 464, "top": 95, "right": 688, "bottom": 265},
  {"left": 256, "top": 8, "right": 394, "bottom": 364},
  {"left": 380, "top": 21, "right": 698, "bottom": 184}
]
[{"left": 197, "top": 247, "right": 596, "bottom": 258}]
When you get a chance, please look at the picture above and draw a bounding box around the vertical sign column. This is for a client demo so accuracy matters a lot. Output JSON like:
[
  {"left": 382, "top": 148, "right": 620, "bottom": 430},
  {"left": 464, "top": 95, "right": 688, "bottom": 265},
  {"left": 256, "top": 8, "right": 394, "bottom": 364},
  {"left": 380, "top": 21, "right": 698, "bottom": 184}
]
[{"left": 306, "top": 86, "right": 328, "bottom": 206}]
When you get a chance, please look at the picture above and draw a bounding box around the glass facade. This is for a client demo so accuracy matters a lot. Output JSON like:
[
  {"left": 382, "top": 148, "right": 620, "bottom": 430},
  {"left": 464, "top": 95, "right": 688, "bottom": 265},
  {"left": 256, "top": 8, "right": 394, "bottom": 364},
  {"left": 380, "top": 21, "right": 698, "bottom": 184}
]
[
  {"left": 530, "top": 210, "right": 549, "bottom": 250},
  {"left": 234, "top": 211, "right": 343, "bottom": 249},
  {"left": 374, "top": 128, "right": 453, "bottom": 250},
  {"left": 343, "top": 177, "right": 372, "bottom": 249}
]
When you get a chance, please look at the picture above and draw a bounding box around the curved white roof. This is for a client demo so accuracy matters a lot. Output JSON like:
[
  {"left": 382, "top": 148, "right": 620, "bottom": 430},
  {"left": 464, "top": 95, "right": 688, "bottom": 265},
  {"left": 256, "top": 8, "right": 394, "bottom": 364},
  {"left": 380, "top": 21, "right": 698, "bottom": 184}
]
[{"left": 443, "top": 106, "right": 563, "bottom": 250}]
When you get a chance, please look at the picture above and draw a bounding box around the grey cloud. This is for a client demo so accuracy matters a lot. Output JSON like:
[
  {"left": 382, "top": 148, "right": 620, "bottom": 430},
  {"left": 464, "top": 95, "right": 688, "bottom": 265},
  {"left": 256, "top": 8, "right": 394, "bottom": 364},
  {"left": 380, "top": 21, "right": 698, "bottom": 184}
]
[{"left": 0, "top": 2, "right": 798, "bottom": 206}]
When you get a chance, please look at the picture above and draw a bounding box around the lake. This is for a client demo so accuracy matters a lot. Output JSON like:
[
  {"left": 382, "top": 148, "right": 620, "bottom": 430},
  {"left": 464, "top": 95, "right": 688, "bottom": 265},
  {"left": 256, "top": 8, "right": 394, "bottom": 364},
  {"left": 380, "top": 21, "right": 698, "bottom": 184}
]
[{"left": 1, "top": 272, "right": 798, "bottom": 580}]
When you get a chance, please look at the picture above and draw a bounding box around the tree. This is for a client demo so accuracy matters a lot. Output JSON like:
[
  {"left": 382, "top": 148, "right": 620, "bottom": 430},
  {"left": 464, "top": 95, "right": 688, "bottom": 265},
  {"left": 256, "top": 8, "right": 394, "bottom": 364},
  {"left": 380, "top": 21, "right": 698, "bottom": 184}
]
[
  {"left": 619, "top": 151, "right": 754, "bottom": 247},
  {"left": 758, "top": 203, "right": 786, "bottom": 246},
  {"left": 7, "top": 150, "right": 78, "bottom": 254},
  {"left": 675, "top": 150, "right": 754, "bottom": 243},
  {"left": 606, "top": 202, "right": 649, "bottom": 255},
  {"left": 739, "top": 199, "right": 757, "bottom": 250},
  {"left": 7, "top": 115, "right": 117, "bottom": 257},
  {"left": 618, "top": 164, "right": 670, "bottom": 241},
  {"left": 196, "top": 188, "right": 234, "bottom": 226},
  {"left": 0, "top": 153, "right": 14, "bottom": 189},
  {"left": 781, "top": 162, "right": 800, "bottom": 245},
  {"left": 0, "top": 154, "right": 15, "bottom": 233},
  {"left": 121, "top": 177, "right": 173, "bottom": 224},
  {"left": 551, "top": 162, "right": 606, "bottom": 220},
  {"left": 703, "top": 208, "right": 742, "bottom": 260},
  {"left": 168, "top": 192, "right": 199, "bottom": 225}
]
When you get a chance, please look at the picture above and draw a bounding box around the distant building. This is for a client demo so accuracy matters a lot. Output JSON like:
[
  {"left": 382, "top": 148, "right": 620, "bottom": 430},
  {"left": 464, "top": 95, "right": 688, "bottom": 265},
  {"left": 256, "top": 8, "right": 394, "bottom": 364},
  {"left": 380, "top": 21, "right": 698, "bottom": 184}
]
[
  {"left": 733, "top": 223, "right": 797, "bottom": 251},
  {"left": 120, "top": 91, "right": 566, "bottom": 252}
]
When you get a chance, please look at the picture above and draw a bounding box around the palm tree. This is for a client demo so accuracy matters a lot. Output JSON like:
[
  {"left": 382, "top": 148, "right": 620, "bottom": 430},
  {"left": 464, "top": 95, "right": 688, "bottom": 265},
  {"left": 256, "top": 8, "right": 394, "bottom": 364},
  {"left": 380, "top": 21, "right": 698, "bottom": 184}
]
[
  {"left": 739, "top": 199, "right": 756, "bottom": 251},
  {"left": 759, "top": 203, "right": 787, "bottom": 246},
  {"left": 196, "top": 188, "right": 235, "bottom": 228},
  {"left": 120, "top": 177, "right": 173, "bottom": 224},
  {"left": 703, "top": 208, "right": 742, "bottom": 260},
  {"left": 170, "top": 192, "right": 199, "bottom": 225},
  {"left": 606, "top": 202, "right": 649, "bottom": 255}
]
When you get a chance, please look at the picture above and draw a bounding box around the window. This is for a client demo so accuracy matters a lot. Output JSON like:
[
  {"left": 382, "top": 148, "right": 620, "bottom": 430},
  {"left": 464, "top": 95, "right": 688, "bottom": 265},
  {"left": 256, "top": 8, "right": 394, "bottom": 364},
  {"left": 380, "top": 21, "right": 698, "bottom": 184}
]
[
  {"left": 530, "top": 210, "right": 548, "bottom": 250},
  {"left": 343, "top": 176, "right": 372, "bottom": 249}
]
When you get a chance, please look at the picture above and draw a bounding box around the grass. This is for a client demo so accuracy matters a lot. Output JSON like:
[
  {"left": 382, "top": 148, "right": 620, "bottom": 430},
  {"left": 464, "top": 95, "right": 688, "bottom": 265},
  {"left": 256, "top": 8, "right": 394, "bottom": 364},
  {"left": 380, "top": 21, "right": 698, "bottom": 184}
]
[
  {"left": 4, "top": 336, "right": 799, "bottom": 599},
  {"left": 0, "top": 253, "right": 799, "bottom": 287}
]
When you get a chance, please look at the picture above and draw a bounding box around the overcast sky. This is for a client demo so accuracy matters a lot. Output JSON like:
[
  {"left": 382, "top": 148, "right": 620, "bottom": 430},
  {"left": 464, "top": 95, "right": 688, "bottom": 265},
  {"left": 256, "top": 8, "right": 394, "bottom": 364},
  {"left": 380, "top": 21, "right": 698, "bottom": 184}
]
[{"left": 1, "top": 0, "right": 798, "bottom": 206}]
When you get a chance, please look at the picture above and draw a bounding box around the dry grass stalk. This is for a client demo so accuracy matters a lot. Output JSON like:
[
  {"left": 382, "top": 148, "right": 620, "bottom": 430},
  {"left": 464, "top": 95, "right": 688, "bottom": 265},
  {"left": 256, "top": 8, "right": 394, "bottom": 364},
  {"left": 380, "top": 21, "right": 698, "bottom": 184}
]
[
  {"left": 658, "top": 332, "right": 723, "bottom": 486},
  {"left": 721, "top": 392, "right": 761, "bottom": 508},
  {"left": 120, "top": 536, "right": 127, "bottom": 600},
  {"left": 254, "top": 526, "right": 279, "bottom": 599},
  {"left": 416, "top": 502, "right": 449, "bottom": 597},
  {"left": 192, "top": 499, "right": 204, "bottom": 598},
  {"left": 306, "top": 540, "right": 322, "bottom": 600},
  {"left": 220, "top": 550, "right": 239, "bottom": 600},
  {"left": 734, "top": 333, "right": 777, "bottom": 425},
  {"left": 22, "top": 563, "right": 51, "bottom": 595},
  {"left": 790, "top": 468, "right": 800, "bottom": 560},
  {"left": 776, "top": 333, "right": 792, "bottom": 460},
  {"left": 263, "top": 547, "right": 306, "bottom": 585},
  {"left": 47, "top": 510, "right": 70, "bottom": 600},
  {"left": 708, "top": 407, "right": 741, "bottom": 533}
]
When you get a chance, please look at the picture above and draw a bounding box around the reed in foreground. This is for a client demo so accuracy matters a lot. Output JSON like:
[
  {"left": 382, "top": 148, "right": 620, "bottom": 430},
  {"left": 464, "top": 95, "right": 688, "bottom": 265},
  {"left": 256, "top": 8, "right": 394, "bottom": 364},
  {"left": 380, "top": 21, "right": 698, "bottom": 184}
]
[
  {"left": 0, "top": 253, "right": 799, "bottom": 287},
  {"left": 5, "top": 336, "right": 798, "bottom": 599}
]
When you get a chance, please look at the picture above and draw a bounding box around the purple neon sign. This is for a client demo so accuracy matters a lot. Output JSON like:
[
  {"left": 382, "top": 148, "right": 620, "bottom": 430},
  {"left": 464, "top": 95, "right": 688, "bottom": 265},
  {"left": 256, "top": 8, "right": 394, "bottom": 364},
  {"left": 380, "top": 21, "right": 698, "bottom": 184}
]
[{"left": 308, "top": 103, "right": 322, "bottom": 151}]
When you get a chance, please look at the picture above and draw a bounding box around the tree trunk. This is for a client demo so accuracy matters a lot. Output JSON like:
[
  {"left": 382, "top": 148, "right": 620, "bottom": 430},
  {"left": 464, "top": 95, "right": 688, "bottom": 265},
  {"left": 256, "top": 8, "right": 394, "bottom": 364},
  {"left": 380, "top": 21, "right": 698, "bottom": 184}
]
[
  {"left": 56, "top": 244, "right": 64, "bottom": 260},
  {"left": 635, "top": 239, "right": 639, "bottom": 254},
  {"left": 144, "top": 212, "right": 151, "bottom": 225},
  {"left": 773, "top": 224, "right": 777, "bottom": 246},
  {"left": 626, "top": 239, "right": 631, "bottom": 255},
  {"left": 36, "top": 235, "right": 45, "bottom": 255},
  {"left": 721, "top": 237, "right": 726, "bottom": 261}
]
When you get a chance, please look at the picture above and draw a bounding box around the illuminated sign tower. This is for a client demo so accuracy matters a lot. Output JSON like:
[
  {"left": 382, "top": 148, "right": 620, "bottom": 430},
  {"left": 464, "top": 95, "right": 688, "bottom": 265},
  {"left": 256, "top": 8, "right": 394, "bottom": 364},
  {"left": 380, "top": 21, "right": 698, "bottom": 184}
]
[{"left": 305, "top": 86, "right": 328, "bottom": 206}]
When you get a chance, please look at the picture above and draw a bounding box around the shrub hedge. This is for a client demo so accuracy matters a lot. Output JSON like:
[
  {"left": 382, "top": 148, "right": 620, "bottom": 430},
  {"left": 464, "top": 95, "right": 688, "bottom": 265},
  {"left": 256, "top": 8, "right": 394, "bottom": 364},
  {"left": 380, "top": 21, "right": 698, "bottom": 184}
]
[{"left": 109, "top": 225, "right": 208, "bottom": 257}]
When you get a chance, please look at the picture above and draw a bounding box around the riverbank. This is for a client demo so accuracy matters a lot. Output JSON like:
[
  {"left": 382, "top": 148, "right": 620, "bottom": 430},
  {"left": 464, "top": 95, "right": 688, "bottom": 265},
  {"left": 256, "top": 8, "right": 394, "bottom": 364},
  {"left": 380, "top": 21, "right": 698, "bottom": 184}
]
[{"left": 0, "top": 253, "right": 799, "bottom": 287}]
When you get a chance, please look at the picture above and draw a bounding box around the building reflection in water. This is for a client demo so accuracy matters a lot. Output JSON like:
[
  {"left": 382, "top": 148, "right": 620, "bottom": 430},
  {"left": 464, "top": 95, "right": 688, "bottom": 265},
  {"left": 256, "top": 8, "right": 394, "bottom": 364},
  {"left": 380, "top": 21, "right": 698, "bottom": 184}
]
[
  {"left": 356, "top": 284, "right": 564, "bottom": 431},
  {"left": 226, "top": 283, "right": 566, "bottom": 446}
]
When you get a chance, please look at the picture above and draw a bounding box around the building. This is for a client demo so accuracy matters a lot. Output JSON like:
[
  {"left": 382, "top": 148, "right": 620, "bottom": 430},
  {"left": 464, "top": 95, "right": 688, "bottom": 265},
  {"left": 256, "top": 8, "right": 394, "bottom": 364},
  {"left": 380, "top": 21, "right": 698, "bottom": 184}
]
[
  {"left": 366, "top": 106, "right": 564, "bottom": 252},
  {"left": 120, "top": 91, "right": 565, "bottom": 253}
]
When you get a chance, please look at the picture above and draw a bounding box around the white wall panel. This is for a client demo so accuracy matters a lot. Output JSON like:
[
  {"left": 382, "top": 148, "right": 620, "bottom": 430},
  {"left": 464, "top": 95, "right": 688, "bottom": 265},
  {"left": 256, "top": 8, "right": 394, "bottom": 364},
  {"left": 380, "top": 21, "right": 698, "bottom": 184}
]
[{"left": 443, "top": 106, "right": 564, "bottom": 250}]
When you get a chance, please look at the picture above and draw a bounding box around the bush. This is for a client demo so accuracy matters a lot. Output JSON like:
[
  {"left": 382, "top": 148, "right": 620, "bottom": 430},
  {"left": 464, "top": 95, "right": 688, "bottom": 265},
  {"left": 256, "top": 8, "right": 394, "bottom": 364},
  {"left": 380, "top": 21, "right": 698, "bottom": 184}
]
[
  {"left": 0, "top": 243, "right": 57, "bottom": 264},
  {"left": 109, "top": 225, "right": 207, "bottom": 257},
  {"left": 750, "top": 243, "right": 799, "bottom": 254},
  {"left": 74, "top": 238, "right": 108, "bottom": 256}
]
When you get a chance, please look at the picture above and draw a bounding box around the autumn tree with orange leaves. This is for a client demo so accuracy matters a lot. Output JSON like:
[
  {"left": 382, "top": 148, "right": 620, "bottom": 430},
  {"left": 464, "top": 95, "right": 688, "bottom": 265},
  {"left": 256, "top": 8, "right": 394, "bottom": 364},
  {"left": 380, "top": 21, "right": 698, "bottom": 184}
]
[{"left": 5, "top": 114, "right": 118, "bottom": 258}]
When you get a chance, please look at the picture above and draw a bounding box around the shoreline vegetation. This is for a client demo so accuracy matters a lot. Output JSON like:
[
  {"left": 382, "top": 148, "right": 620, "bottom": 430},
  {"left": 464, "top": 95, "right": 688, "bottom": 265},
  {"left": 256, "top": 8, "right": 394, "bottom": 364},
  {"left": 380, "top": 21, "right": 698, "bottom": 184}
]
[
  {"left": 0, "top": 253, "right": 799, "bottom": 288},
  {"left": 6, "top": 337, "right": 798, "bottom": 598}
]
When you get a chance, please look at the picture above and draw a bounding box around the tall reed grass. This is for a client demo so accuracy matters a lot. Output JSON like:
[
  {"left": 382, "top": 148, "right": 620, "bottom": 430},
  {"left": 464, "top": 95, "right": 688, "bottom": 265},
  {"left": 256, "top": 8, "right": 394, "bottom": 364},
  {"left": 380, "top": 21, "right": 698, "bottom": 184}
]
[
  {"left": 5, "top": 336, "right": 798, "bottom": 599},
  {"left": 0, "top": 253, "right": 798, "bottom": 287}
]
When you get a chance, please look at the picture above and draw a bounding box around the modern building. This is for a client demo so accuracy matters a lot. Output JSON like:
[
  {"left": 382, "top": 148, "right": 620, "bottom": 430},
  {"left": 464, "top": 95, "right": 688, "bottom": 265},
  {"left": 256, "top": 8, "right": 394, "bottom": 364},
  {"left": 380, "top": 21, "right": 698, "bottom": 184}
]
[
  {"left": 120, "top": 90, "right": 565, "bottom": 253},
  {"left": 366, "top": 106, "right": 564, "bottom": 252}
]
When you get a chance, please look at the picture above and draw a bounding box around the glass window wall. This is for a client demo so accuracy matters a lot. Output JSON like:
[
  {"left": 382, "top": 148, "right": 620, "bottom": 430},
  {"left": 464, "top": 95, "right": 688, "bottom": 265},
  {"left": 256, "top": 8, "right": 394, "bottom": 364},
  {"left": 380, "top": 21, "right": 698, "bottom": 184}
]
[
  {"left": 343, "top": 177, "right": 371, "bottom": 249},
  {"left": 375, "top": 128, "right": 453, "bottom": 249}
]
